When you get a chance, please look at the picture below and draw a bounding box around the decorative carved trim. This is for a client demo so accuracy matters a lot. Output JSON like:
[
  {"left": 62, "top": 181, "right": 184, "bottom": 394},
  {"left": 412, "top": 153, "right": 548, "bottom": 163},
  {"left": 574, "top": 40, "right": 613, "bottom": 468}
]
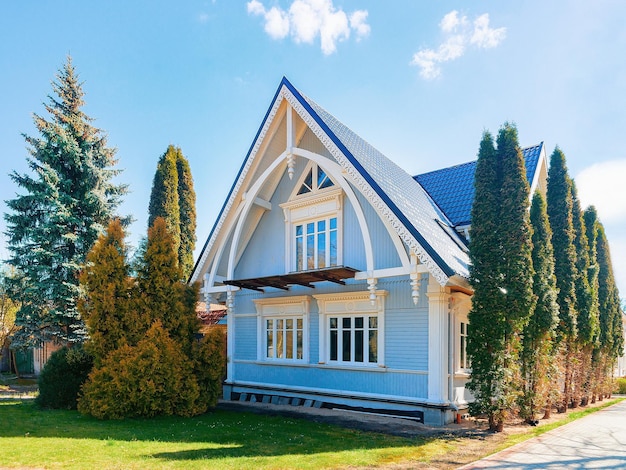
[
  {"left": 279, "top": 186, "right": 343, "bottom": 212},
  {"left": 253, "top": 295, "right": 311, "bottom": 308},
  {"left": 194, "top": 84, "right": 451, "bottom": 288},
  {"left": 284, "top": 91, "right": 450, "bottom": 286},
  {"left": 313, "top": 290, "right": 388, "bottom": 313}
]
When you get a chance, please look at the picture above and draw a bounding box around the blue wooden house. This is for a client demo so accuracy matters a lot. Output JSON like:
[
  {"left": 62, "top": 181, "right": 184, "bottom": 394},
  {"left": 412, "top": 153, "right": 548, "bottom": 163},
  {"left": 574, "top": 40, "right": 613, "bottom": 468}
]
[{"left": 190, "top": 78, "right": 547, "bottom": 425}]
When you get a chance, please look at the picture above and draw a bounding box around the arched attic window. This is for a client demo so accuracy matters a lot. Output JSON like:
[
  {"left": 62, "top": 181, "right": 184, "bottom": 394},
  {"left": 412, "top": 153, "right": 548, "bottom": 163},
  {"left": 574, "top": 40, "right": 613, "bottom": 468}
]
[
  {"left": 296, "top": 164, "right": 335, "bottom": 196},
  {"left": 281, "top": 161, "right": 343, "bottom": 273}
]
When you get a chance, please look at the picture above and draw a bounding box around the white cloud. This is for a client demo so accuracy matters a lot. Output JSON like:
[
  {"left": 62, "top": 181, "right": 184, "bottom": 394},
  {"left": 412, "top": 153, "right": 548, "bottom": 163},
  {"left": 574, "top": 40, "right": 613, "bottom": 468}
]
[
  {"left": 350, "top": 10, "right": 370, "bottom": 40},
  {"left": 471, "top": 14, "right": 506, "bottom": 48},
  {"left": 411, "top": 10, "right": 506, "bottom": 80},
  {"left": 576, "top": 159, "right": 626, "bottom": 223},
  {"left": 246, "top": 0, "right": 370, "bottom": 55},
  {"left": 440, "top": 10, "right": 467, "bottom": 33}
]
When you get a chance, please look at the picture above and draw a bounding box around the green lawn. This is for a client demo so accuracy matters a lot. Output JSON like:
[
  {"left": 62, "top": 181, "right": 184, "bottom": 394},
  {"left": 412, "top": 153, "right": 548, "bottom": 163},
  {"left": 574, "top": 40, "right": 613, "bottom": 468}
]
[
  {"left": 1, "top": 398, "right": 622, "bottom": 469},
  {"left": 0, "top": 400, "right": 453, "bottom": 469}
]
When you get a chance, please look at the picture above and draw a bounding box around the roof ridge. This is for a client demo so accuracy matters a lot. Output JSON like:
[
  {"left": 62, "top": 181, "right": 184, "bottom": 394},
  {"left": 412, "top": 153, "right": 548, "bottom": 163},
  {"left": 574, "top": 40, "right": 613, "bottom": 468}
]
[{"left": 414, "top": 142, "right": 544, "bottom": 178}]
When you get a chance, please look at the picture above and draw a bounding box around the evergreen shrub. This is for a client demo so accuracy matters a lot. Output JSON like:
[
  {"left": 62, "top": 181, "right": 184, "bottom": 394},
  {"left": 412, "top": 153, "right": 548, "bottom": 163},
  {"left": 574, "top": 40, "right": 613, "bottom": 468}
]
[
  {"left": 194, "top": 327, "right": 226, "bottom": 409},
  {"left": 36, "top": 345, "right": 93, "bottom": 409},
  {"left": 78, "top": 321, "right": 201, "bottom": 419}
]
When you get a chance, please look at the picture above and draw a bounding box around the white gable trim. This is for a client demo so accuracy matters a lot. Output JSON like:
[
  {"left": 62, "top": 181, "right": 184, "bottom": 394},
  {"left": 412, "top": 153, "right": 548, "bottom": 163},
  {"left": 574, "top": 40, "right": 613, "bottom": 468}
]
[
  {"left": 190, "top": 89, "right": 288, "bottom": 285},
  {"left": 192, "top": 83, "right": 448, "bottom": 289},
  {"left": 283, "top": 90, "right": 450, "bottom": 286}
]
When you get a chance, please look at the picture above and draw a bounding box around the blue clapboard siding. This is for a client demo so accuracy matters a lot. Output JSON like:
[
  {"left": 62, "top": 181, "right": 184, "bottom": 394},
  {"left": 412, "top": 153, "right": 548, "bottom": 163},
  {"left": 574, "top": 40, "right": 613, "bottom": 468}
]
[
  {"left": 234, "top": 362, "right": 428, "bottom": 399},
  {"left": 233, "top": 154, "right": 308, "bottom": 279},
  {"left": 233, "top": 316, "right": 257, "bottom": 361},
  {"left": 298, "top": 127, "right": 332, "bottom": 158},
  {"left": 235, "top": 165, "right": 407, "bottom": 277},
  {"left": 231, "top": 275, "right": 431, "bottom": 399},
  {"left": 345, "top": 190, "right": 404, "bottom": 270}
]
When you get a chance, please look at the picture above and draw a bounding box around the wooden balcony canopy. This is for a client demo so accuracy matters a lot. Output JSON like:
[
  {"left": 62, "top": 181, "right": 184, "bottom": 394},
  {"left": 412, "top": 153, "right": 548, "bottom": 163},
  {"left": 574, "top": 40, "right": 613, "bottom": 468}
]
[{"left": 223, "top": 266, "right": 358, "bottom": 292}]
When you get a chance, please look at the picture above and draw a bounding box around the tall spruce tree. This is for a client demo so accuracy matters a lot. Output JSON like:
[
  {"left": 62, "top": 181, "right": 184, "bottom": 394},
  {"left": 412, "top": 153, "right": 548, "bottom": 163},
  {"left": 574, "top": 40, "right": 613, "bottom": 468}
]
[
  {"left": 148, "top": 145, "right": 196, "bottom": 280},
  {"left": 4, "top": 57, "right": 127, "bottom": 347},
  {"left": 546, "top": 147, "right": 578, "bottom": 411},
  {"left": 520, "top": 191, "right": 559, "bottom": 423},
  {"left": 467, "top": 123, "right": 535, "bottom": 431}
]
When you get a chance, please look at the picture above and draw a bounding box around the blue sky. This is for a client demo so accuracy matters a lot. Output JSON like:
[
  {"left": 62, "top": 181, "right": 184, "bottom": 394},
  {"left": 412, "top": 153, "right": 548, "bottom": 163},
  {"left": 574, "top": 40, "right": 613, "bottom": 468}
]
[{"left": 1, "top": 1, "right": 625, "bottom": 296}]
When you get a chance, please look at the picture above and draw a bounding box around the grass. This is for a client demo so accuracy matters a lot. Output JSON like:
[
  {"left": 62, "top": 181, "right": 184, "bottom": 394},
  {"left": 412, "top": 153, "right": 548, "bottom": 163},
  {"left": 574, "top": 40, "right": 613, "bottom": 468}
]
[
  {"left": 0, "top": 398, "right": 622, "bottom": 469},
  {"left": 0, "top": 400, "right": 453, "bottom": 469}
]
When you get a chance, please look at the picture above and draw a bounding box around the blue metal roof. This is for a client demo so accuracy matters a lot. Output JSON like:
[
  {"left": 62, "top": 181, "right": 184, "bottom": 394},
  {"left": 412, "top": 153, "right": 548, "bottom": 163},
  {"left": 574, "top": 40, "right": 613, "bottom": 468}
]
[
  {"left": 414, "top": 143, "right": 544, "bottom": 227},
  {"left": 288, "top": 80, "right": 469, "bottom": 280}
]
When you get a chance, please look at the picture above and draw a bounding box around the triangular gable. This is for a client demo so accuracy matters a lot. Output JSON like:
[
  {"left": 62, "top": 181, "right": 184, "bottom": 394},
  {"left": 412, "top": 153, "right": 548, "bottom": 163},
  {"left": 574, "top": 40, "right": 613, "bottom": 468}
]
[{"left": 190, "top": 78, "right": 469, "bottom": 287}]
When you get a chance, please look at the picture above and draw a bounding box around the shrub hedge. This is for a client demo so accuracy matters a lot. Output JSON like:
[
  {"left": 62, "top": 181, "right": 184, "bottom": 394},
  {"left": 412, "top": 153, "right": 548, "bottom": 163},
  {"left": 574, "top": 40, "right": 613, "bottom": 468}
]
[{"left": 36, "top": 345, "right": 93, "bottom": 410}]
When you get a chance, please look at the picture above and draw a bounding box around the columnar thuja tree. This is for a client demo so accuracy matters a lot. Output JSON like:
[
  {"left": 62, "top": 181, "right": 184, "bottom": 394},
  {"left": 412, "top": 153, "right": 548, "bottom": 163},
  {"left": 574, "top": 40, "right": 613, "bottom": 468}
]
[
  {"left": 4, "top": 57, "right": 127, "bottom": 347},
  {"left": 467, "top": 123, "right": 535, "bottom": 432},
  {"left": 148, "top": 145, "right": 197, "bottom": 280},
  {"left": 134, "top": 217, "right": 198, "bottom": 356},
  {"left": 570, "top": 184, "right": 599, "bottom": 406},
  {"left": 78, "top": 219, "right": 139, "bottom": 366},
  {"left": 595, "top": 222, "right": 624, "bottom": 397},
  {"left": 584, "top": 206, "right": 604, "bottom": 401},
  {"left": 546, "top": 148, "right": 578, "bottom": 412},
  {"left": 176, "top": 153, "right": 197, "bottom": 280},
  {"left": 519, "top": 192, "right": 559, "bottom": 423}
]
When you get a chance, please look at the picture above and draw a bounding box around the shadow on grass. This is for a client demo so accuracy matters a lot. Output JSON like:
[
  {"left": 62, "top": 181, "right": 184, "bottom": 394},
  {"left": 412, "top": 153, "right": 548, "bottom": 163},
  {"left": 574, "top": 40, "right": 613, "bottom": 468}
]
[{"left": 0, "top": 399, "right": 422, "bottom": 462}]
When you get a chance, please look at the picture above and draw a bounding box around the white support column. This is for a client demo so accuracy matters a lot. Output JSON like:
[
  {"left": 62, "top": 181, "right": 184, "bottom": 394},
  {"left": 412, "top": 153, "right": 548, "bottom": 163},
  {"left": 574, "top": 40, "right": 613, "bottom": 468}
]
[
  {"left": 226, "top": 287, "right": 235, "bottom": 383},
  {"left": 427, "top": 276, "right": 449, "bottom": 404}
]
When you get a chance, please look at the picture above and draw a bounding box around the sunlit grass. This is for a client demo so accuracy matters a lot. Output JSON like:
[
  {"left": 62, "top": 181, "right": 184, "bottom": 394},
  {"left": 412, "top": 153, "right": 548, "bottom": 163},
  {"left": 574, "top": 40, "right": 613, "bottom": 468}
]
[
  {"left": 0, "top": 398, "right": 621, "bottom": 469},
  {"left": 0, "top": 400, "right": 448, "bottom": 469}
]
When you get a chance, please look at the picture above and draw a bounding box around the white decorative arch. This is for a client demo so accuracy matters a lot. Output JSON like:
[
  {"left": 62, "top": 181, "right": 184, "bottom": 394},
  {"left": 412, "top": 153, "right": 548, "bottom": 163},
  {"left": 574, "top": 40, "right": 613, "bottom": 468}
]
[{"left": 226, "top": 147, "right": 377, "bottom": 281}]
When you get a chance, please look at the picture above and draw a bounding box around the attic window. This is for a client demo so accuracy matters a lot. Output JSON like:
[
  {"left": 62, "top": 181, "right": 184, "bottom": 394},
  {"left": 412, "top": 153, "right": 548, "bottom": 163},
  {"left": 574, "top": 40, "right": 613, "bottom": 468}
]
[{"left": 297, "top": 164, "right": 334, "bottom": 195}]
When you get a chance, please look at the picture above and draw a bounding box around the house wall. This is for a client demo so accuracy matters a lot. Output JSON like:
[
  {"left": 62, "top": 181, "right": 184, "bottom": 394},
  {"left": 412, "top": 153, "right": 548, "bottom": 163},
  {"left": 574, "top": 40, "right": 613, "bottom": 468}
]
[
  {"left": 230, "top": 275, "right": 430, "bottom": 400},
  {"left": 233, "top": 128, "right": 403, "bottom": 279}
]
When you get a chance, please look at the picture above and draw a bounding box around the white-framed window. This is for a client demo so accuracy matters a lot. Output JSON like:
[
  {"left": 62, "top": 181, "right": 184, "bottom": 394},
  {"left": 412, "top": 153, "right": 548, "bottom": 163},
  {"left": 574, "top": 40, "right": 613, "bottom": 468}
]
[
  {"left": 295, "top": 217, "right": 338, "bottom": 271},
  {"left": 314, "top": 291, "right": 387, "bottom": 368},
  {"left": 328, "top": 314, "right": 378, "bottom": 365},
  {"left": 450, "top": 293, "right": 472, "bottom": 374},
  {"left": 296, "top": 164, "right": 335, "bottom": 195},
  {"left": 280, "top": 162, "right": 343, "bottom": 273},
  {"left": 265, "top": 316, "right": 303, "bottom": 360},
  {"left": 253, "top": 296, "right": 310, "bottom": 363},
  {"left": 459, "top": 320, "right": 470, "bottom": 370}
]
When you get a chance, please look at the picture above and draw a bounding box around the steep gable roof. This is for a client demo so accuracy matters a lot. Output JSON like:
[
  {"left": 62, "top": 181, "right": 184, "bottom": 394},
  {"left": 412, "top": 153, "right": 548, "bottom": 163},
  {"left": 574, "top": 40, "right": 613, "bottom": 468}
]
[
  {"left": 414, "top": 143, "right": 544, "bottom": 227},
  {"left": 191, "top": 78, "right": 471, "bottom": 286},
  {"left": 289, "top": 81, "right": 469, "bottom": 281}
]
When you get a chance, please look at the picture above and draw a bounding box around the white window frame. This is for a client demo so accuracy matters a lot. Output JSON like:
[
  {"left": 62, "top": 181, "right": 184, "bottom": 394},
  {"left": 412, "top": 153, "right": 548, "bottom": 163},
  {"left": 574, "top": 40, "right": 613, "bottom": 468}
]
[
  {"left": 294, "top": 216, "right": 338, "bottom": 271},
  {"left": 253, "top": 296, "right": 310, "bottom": 364},
  {"left": 456, "top": 314, "right": 471, "bottom": 373},
  {"left": 314, "top": 290, "right": 387, "bottom": 368},
  {"left": 280, "top": 186, "right": 343, "bottom": 273}
]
